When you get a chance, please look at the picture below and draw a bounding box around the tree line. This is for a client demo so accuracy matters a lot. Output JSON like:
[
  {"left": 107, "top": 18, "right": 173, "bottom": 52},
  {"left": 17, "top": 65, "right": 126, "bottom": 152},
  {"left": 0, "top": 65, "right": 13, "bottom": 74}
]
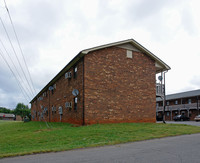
[{"left": 0, "top": 103, "right": 31, "bottom": 120}]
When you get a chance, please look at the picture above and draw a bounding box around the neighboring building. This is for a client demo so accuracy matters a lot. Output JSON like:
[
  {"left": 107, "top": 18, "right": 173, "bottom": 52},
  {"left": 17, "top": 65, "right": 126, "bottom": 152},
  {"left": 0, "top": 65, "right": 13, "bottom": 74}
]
[
  {"left": 30, "top": 39, "right": 170, "bottom": 125},
  {"left": 16, "top": 115, "right": 22, "bottom": 121},
  {"left": 156, "top": 89, "right": 200, "bottom": 121},
  {"left": 0, "top": 113, "right": 15, "bottom": 120}
]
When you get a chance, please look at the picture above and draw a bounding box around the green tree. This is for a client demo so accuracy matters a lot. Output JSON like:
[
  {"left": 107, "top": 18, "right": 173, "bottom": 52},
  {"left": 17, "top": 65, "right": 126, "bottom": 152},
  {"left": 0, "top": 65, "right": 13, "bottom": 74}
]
[
  {"left": 0, "top": 107, "right": 13, "bottom": 113},
  {"left": 13, "top": 103, "right": 31, "bottom": 120}
]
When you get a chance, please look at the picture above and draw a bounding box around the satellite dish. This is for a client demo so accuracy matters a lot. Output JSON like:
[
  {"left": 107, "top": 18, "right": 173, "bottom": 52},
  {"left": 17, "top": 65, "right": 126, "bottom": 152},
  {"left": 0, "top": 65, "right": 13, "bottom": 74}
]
[
  {"left": 72, "top": 89, "right": 79, "bottom": 96},
  {"left": 158, "top": 76, "right": 163, "bottom": 81},
  {"left": 49, "top": 86, "right": 54, "bottom": 91}
]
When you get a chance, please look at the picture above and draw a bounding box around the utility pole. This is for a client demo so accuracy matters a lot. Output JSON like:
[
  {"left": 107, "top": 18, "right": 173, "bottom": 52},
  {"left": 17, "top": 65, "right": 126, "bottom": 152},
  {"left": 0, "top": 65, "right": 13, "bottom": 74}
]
[
  {"left": 163, "top": 72, "right": 166, "bottom": 124},
  {"left": 197, "top": 96, "right": 199, "bottom": 115}
]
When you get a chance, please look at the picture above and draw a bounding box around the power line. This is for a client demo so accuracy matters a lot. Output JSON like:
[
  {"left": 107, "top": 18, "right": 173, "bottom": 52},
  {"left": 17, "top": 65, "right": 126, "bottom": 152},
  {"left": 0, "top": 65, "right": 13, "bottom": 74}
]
[
  {"left": 0, "top": 16, "right": 35, "bottom": 97},
  {"left": 0, "top": 49, "right": 30, "bottom": 102},
  {"left": 0, "top": 37, "right": 34, "bottom": 97},
  {"left": 3, "top": 0, "right": 36, "bottom": 95}
]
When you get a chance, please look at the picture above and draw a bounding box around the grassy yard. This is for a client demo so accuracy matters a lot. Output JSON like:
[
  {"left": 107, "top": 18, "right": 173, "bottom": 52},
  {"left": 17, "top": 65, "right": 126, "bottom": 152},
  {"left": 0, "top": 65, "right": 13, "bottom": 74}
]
[{"left": 1, "top": 121, "right": 200, "bottom": 158}]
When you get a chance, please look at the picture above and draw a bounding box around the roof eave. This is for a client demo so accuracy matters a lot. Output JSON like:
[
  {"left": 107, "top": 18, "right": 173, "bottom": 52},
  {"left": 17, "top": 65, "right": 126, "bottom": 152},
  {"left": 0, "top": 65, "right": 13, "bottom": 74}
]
[
  {"left": 30, "top": 52, "right": 84, "bottom": 103},
  {"left": 30, "top": 38, "right": 170, "bottom": 103},
  {"left": 81, "top": 39, "right": 171, "bottom": 72}
]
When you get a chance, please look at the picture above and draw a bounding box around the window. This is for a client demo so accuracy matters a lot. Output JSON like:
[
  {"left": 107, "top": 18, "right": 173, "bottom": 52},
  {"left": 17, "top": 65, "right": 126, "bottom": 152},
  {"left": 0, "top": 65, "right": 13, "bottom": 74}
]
[
  {"left": 188, "top": 99, "right": 191, "bottom": 104},
  {"left": 65, "top": 72, "right": 72, "bottom": 79},
  {"left": 156, "top": 103, "right": 159, "bottom": 107},
  {"left": 74, "top": 66, "right": 77, "bottom": 78},
  {"left": 175, "top": 100, "right": 178, "bottom": 105},
  {"left": 74, "top": 97, "right": 78, "bottom": 111},
  {"left": 52, "top": 106, "right": 56, "bottom": 115},
  {"left": 167, "top": 101, "right": 169, "bottom": 106},
  {"left": 189, "top": 111, "right": 192, "bottom": 117},
  {"left": 167, "top": 112, "right": 169, "bottom": 116},
  {"left": 43, "top": 92, "right": 47, "bottom": 97}
]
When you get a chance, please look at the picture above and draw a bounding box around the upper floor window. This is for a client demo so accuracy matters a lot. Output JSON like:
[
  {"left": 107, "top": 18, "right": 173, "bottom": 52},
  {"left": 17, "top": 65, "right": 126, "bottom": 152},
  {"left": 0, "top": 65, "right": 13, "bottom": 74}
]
[
  {"left": 74, "top": 66, "right": 77, "bottom": 79},
  {"left": 175, "top": 100, "right": 178, "bottom": 105},
  {"left": 43, "top": 92, "right": 47, "bottom": 97},
  {"left": 188, "top": 99, "right": 191, "bottom": 104},
  {"left": 166, "top": 101, "right": 169, "bottom": 106}
]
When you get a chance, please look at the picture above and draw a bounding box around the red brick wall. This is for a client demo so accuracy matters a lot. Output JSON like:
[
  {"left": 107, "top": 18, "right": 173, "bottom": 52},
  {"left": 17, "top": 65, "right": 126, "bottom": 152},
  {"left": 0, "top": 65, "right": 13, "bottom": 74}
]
[
  {"left": 16, "top": 115, "right": 22, "bottom": 121},
  {"left": 31, "top": 59, "right": 84, "bottom": 125},
  {"left": 84, "top": 47, "right": 156, "bottom": 124}
]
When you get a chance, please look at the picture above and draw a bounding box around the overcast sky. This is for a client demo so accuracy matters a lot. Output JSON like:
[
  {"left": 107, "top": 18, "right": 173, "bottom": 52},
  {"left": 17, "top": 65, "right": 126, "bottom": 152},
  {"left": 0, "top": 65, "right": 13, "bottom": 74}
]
[{"left": 0, "top": 0, "right": 200, "bottom": 109}]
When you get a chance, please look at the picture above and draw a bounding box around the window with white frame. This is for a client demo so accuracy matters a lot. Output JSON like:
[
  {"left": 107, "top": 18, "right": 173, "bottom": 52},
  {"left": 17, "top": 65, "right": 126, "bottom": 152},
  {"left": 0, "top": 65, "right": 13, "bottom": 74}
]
[{"left": 74, "top": 66, "right": 77, "bottom": 79}]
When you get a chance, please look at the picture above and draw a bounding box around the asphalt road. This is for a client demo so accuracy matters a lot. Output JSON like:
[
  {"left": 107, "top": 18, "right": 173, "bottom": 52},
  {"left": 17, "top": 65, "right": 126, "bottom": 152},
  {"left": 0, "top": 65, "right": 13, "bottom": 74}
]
[{"left": 1, "top": 133, "right": 200, "bottom": 163}]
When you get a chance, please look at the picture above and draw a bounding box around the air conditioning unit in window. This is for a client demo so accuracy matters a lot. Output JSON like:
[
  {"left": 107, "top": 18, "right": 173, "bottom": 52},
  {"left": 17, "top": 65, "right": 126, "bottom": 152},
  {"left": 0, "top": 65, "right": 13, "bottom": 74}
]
[
  {"left": 65, "top": 102, "right": 72, "bottom": 108},
  {"left": 58, "top": 106, "right": 63, "bottom": 114},
  {"left": 65, "top": 72, "right": 72, "bottom": 79},
  {"left": 43, "top": 107, "right": 48, "bottom": 113}
]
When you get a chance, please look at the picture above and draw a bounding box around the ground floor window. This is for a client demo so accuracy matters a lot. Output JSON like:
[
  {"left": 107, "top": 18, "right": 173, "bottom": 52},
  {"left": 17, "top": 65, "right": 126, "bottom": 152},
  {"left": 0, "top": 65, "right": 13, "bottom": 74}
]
[
  {"left": 74, "top": 97, "right": 78, "bottom": 111},
  {"left": 166, "top": 112, "right": 169, "bottom": 116}
]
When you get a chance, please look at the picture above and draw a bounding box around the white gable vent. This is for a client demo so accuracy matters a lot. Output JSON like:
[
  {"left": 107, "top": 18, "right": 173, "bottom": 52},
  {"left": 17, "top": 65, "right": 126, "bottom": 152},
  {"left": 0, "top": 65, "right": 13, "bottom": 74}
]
[{"left": 126, "top": 50, "right": 132, "bottom": 58}]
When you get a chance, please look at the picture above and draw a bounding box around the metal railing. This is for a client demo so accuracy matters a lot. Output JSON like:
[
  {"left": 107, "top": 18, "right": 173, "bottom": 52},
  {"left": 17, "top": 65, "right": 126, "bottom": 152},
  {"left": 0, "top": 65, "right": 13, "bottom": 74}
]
[
  {"left": 156, "top": 83, "right": 164, "bottom": 97},
  {"left": 156, "top": 103, "right": 200, "bottom": 112}
]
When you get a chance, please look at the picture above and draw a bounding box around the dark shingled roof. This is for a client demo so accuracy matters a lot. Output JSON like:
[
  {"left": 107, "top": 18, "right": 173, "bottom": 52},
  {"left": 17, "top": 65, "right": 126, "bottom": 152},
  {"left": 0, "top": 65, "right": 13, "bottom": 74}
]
[{"left": 156, "top": 89, "right": 200, "bottom": 102}]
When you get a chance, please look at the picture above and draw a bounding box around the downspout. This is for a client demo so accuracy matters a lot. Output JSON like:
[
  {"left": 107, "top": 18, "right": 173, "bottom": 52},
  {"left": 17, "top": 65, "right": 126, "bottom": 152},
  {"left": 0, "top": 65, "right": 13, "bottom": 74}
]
[
  {"left": 163, "top": 70, "right": 168, "bottom": 123},
  {"left": 36, "top": 97, "right": 38, "bottom": 121},
  {"left": 197, "top": 96, "right": 199, "bottom": 115},
  {"left": 82, "top": 57, "right": 85, "bottom": 126},
  {"left": 49, "top": 90, "right": 50, "bottom": 122}
]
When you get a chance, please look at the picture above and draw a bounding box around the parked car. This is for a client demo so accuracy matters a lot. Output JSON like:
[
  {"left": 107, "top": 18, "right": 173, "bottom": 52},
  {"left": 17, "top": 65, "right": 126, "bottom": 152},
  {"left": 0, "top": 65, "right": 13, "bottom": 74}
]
[
  {"left": 194, "top": 115, "right": 200, "bottom": 122},
  {"left": 173, "top": 115, "right": 190, "bottom": 121},
  {"left": 156, "top": 115, "right": 163, "bottom": 121},
  {"left": 23, "top": 116, "right": 30, "bottom": 123}
]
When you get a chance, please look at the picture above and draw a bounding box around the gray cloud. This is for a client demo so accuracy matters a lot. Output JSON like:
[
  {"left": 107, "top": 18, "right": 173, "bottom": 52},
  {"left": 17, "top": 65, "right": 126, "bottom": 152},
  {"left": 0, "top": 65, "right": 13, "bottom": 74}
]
[{"left": 181, "top": 8, "right": 198, "bottom": 35}]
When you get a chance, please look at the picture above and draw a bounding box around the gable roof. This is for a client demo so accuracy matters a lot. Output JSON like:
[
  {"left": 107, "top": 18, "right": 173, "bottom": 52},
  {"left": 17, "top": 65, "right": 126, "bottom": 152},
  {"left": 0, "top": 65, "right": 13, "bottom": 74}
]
[
  {"left": 81, "top": 39, "right": 170, "bottom": 72},
  {"left": 156, "top": 89, "right": 200, "bottom": 102},
  {"left": 30, "top": 39, "right": 170, "bottom": 103}
]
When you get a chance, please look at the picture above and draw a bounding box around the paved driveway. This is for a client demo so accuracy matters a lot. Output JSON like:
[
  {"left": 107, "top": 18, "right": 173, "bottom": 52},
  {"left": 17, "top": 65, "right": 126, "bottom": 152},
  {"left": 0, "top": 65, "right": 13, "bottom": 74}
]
[{"left": 1, "top": 133, "right": 200, "bottom": 163}]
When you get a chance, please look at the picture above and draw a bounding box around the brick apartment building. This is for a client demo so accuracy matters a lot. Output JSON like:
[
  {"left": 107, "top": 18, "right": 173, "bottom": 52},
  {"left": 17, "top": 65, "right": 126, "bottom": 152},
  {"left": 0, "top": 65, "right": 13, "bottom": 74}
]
[
  {"left": 30, "top": 39, "right": 170, "bottom": 125},
  {"left": 156, "top": 89, "right": 200, "bottom": 121}
]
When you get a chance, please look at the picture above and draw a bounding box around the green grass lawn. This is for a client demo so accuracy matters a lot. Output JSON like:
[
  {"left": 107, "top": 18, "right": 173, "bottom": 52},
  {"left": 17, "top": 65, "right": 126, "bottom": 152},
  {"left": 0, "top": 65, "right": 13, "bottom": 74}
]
[{"left": 1, "top": 120, "right": 200, "bottom": 158}]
